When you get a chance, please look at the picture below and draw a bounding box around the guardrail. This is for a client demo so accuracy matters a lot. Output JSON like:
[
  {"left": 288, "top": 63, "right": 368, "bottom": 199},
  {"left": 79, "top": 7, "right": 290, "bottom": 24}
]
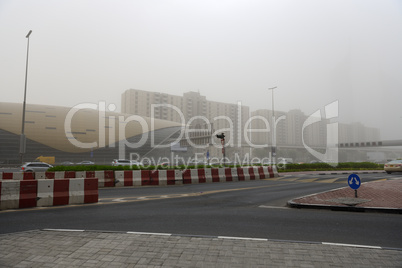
[
  {"left": 0, "top": 178, "right": 98, "bottom": 210},
  {"left": 0, "top": 166, "right": 278, "bottom": 188}
]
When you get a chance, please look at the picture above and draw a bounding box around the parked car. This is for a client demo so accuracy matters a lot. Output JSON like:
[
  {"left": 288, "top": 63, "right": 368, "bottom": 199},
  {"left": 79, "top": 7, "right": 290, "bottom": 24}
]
[
  {"left": 384, "top": 160, "right": 402, "bottom": 174},
  {"left": 60, "top": 161, "right": 74, "bottom": 166},
  {"left": 278, "top": 159, "right": 292, "bottom": 165},
  {"left": 131, "top": 161, "right": 144, "bottom": 167},
  {"left": 21, "top": 162, "right": 53, "bottom": 172},
  {"left": 310, "top": 160, "right": 324, "bottom": 164},
  {"left": 278, "top": 157, "right": 294, "bottom": 164},
  {"left": 140, "top": 159, "right": 152, "bottom": 166},
  {"left": 76, "top": 161, "right": 95, "bottom": 165},
  {"left": 112, "top": 159, "right": 131, "bottom": 166},
  {"left": 188, "top": 159, "right": 204, "bottom": 166},
  {"left": 112, "top": 159, "right": 144, "bottom": 167},
  {"left": 158, "top": 162, "right": 169, "bottom": 167}
]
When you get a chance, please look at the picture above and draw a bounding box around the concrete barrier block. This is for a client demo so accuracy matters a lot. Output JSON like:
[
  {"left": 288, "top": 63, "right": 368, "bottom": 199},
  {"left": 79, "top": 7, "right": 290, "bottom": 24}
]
[
  {"left": 253, "top": 166, "right": 261, "bottom": 180},
  {"left": 133, "top": 170, "right": 143, "bottom": 186},
  {"left": 190, "top": 169, "right": 199, "bottom": 184},
  {"left": 204, "top": 168, "right": 213, "bottom": 183},
  {"left": 114, "top": 171, "right": 125, "bottom": 187},
  {"left": 19, "top": 180, "right": 37, "bottom": 208},
  {"left": 154, "top": 170, "right": 167, "bottom": 186},
  {"left": 69, "top": 179, "right": 85, "bottom": 205},
  {"left": 84, "top": 178, "right": 98, "bottom": 203},
  {"left": 236, "top": 168, "right": 245, "bottom": 181},
  {"left": 35, "top": 172, "right": 46, "bottom": 180},
  {"left": 231, "top": 168, "right": 238, "bottom": 182},
  {"left": 218, "top": 168, "right": 226, "bottom": 182},
  {"left": 174, "top": 170, "right": 183, "bottom": 185},
  {"left": 37, "top": 180, "right": 54, "bottom": 207},
  {"left": 0, "top": 181, "right": 20, "bottom": 210}
]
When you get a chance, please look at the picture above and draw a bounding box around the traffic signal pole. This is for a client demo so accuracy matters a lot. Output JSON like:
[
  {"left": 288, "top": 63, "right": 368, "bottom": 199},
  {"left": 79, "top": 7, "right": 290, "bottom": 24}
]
[{"left": 216, "top": 133, "right": 225, "bottom": 166}]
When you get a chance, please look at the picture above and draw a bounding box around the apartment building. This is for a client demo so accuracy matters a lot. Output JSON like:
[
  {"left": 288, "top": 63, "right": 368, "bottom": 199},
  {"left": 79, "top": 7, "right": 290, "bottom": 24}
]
[
  {"left": 250, "top": 109, "right": 379, "bottom": 148},
  {"left": 338, "top": 122, "right": 381, "bottom": 145},
  {"left": 122, "top": 89, "right": 250, "bottom": 159}
]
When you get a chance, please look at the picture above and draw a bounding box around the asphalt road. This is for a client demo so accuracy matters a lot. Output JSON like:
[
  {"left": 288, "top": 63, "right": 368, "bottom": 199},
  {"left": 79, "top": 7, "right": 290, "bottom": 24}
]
[{"left": 1, "top": 173, "right": 401, "bottom": 249}]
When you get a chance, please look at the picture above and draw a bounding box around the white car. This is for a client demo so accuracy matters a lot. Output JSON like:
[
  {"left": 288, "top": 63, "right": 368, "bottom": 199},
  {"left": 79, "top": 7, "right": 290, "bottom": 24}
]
[
  {"left": 188, "top": 160, "right": 204, "bottom": 166},
  {"left": 384, "top": 160, "right": 402, "bottom": 174},
  {"left": 131, "top": 161, "right": 144, "bottom": 167},
  {"left": 76, "top": 161, "right": 95, "bottom": 165},
  {"left": 21, "top": 162, "right": 53, "bottom": 172},
  {"left": 112, "top": 159, "right": 131, "bottom": 166},
  {"left": 112, "top": 159, "right": 143, "bottom": 167}
]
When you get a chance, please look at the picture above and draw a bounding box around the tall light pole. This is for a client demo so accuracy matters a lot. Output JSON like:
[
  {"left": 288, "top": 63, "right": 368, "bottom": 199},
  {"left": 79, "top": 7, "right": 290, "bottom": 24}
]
[
  {"left": 268, "top": 86, "right": 277, "bottom": 165},
  {"left": 20, "top": 30, "right": 32, "bottom": 164}
]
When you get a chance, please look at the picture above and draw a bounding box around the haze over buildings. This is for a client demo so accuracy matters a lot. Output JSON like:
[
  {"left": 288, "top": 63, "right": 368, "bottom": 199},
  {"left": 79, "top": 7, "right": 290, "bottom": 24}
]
[
  {"left": 1, "top": 0, "right": 401, "bottom": 142},
  {"left": 122, "top": 88, "right": 381, "bottom": 162}
]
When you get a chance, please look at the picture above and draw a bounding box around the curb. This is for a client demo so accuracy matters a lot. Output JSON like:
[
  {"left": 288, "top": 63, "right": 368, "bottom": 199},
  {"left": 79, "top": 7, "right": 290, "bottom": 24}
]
[
  {"left": 287, "top": 200, "right": 402, "bottom": 214},
  {"left": 317, "top": 171, "right": 385, "bottom": 175},
  {"left": 287, "top": 179, "right": 402, "bottom": 214},
  {"left": 41, "top": 228, "right": 402, "bottom": 251},
  {"left": 278, "top": 170, "right": 385, "bottom": 176}
]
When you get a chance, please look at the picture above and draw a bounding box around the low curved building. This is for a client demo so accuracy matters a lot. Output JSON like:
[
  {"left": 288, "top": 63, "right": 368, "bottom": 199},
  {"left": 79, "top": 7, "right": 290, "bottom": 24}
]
[{"left": 0, "top": 102, "right": 187, "bottom": 165}]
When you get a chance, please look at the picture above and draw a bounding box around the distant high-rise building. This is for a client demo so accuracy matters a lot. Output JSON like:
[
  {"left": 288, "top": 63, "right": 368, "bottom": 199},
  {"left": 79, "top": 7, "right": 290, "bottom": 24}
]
[
  {"left": 122, "top": 89, "right": 381, "bottom": 161},
  {"left": 122, "top": 89, "right": 250, "bottom": 159},
  {"left": 250, "top": 109, "right": 379, "bottom": 149}
]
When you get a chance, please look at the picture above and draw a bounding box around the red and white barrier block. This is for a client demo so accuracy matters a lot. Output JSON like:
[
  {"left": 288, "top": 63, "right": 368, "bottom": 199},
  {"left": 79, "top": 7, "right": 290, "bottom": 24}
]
[
  {"left": 36, "top": 171, "right": 114, "bottom": 188},
  {"left": 151, "top": 170, "right": 183, "bottom": 186},
  {"left": 37, "top": 178, "right": 98, "bottom": 207},
  {"left": 115, "top": 170, "right": 151, "bottom": 187},
  {"left": 260, "top": 166, "right": 279, "bottom": 178},
  {"left": 114, "top": 170, "right": 182, "bottom": 187},
  {"left": 0, "top": 172, "right": 35, "bottom": 180},
  {"left": 0, "top": 178, "right": 98, "bottom": 210},
  {"left": 34, "top": 171, "right": 77, "bottom": 180},
  {"left": 272, "top": 165, "right": 279, "bottom": 177},
  {"left": 182, "top": 169, "right": 206, "bottom": 184},
  {"left": 241, "top": 167, "right": 257, "bottom": 180},
  {"left": 76, "top": 171, "right": 115, "bottom": 188},
  {"left": 216, "top": 168, "right": 233, "bottom": 182},
  {"left": 204, "top": 168, "right": 213, "bottom": 183},
  {"left": 210, "top": 168, "right": 221, "bottom": 182},
  {"left": 0, "top": 180, "right": 37, "bottom": 209}
]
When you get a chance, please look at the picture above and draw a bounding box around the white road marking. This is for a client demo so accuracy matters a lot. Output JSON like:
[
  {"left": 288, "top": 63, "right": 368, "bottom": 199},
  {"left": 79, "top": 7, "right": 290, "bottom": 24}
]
[{"left": 259, "top": 205, "right": 290, "bottom": 209}]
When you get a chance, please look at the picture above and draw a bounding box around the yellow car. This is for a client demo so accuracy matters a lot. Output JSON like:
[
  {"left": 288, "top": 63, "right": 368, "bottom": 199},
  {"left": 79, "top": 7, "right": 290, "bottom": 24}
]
[{"left": 384, "top": 160, "right": 402, "bottom": 174}]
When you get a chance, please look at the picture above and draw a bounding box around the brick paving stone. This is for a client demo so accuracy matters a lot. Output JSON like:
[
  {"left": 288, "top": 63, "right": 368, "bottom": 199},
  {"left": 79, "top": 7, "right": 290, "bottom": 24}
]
[{"left": 0, "top": 230, "right": 401, "bottom": 267}]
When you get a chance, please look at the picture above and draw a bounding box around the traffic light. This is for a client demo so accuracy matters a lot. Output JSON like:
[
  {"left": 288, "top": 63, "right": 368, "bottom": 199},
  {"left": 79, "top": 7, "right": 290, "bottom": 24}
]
[{"left": 216, "top": 133, "right": 225, "bottom": 139}]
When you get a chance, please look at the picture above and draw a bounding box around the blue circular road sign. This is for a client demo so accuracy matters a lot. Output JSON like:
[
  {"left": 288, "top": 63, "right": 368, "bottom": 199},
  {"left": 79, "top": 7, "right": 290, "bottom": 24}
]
[{"left": 348, "top": 174, "right": 361, "bottom": 190}]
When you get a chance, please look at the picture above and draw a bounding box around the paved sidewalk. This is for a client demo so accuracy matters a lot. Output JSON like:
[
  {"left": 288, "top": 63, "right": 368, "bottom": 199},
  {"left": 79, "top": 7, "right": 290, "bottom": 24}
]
[
  {"left": 0, "top": 229, "right": 401, "bottom": 268},
  {"left": 288, "top": 178, "right": 402, "bottom": 213}
]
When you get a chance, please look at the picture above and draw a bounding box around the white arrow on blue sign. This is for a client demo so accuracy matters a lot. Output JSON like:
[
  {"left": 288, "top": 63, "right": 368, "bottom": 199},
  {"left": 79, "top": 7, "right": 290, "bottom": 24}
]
[{"left": 348, "top": 174, "right": 361, "bottom": 190}]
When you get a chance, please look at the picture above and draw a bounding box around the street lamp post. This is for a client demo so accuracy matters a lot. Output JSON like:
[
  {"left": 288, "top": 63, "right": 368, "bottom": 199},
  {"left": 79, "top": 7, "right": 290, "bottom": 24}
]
[
  {"left": 268, "top": 86, "right": 277, "bottom": 165},
  {"left": 20, "top": 30, "right": 32, "bottom": 164}
]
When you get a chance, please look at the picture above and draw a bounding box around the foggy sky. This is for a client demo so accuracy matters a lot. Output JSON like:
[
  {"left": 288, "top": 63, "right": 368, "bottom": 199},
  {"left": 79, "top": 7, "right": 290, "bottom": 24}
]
[{"left": 1, "top": 0, "right": 401, "bottom": 140}]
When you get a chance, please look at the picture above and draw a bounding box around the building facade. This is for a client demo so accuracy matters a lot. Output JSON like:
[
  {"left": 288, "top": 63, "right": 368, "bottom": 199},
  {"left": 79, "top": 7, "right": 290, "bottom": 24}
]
[
  {"left": 0, "top": 102, "right": 185, "bottom": 165},
  {"left": 250, "top": 109, "right": 381, "bottom": 147},
  {"left": 122, "top": 89, "right": 250, "bottom": 160}
]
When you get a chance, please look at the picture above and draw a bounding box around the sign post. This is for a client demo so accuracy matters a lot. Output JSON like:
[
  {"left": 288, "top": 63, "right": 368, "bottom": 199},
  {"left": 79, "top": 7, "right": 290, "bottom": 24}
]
[
  {"left": 348, "top": 174, "right": 361, "bottom": 198},
  {"left": 216, "top": 133, "right": 225, "bottom": 166}
]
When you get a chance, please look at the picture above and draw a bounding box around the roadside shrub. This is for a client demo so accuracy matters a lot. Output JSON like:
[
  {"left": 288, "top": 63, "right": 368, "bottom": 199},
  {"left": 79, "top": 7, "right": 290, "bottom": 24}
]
[
  {"left": 278, "top": 162, "right": 382, "bottom": 172},
  {"left": 47, "top": 162, "right": 383, "bottom": 172}
]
